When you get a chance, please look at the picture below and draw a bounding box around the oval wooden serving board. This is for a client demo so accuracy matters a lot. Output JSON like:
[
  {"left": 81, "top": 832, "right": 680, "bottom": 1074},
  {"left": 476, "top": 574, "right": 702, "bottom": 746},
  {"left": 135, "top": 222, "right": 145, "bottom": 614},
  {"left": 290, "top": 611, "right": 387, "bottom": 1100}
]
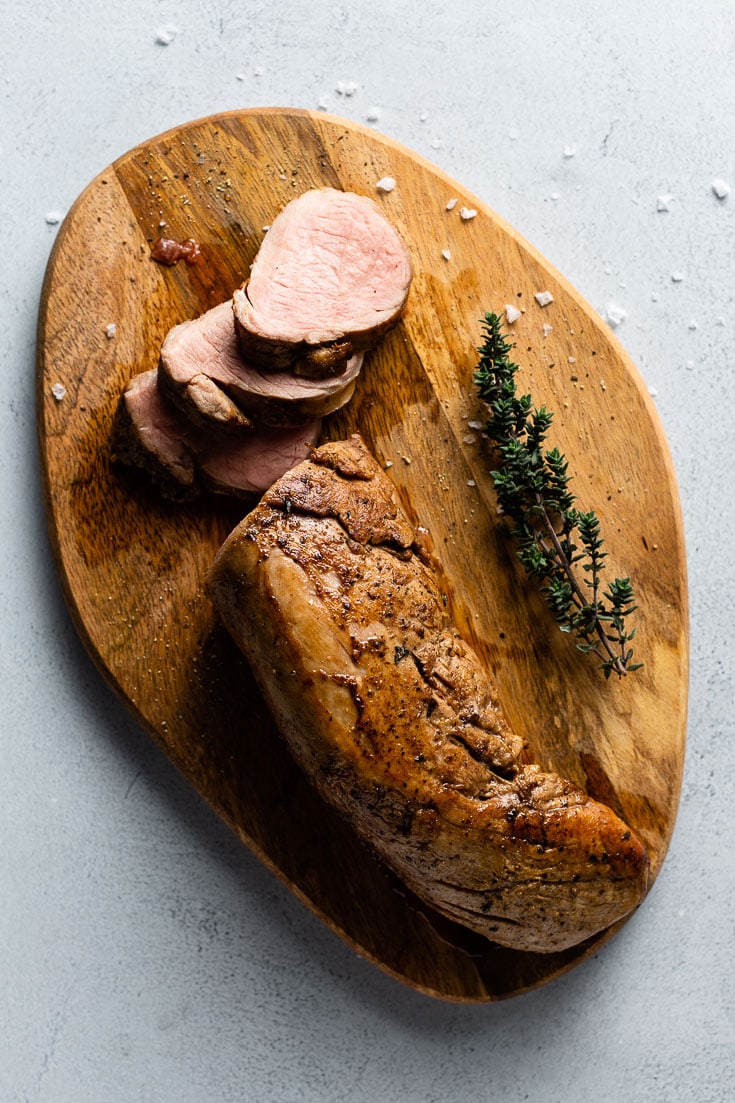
[{"left": 37, "top": 108, "right": 688, "bottom": 1002}]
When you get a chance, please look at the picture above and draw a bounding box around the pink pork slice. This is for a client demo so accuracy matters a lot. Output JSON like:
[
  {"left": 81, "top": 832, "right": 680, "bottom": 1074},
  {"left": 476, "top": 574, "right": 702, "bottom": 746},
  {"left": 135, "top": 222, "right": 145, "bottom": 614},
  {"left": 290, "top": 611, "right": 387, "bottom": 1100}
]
[
  {"left": 160, "top": 301, "right": 363, "bottom": 430},
  {"left": 113, "top": 368, "right": 320, "bottom": 500},
  {"left": 232, "top": 188, "right": 413, "bottom": 377}
]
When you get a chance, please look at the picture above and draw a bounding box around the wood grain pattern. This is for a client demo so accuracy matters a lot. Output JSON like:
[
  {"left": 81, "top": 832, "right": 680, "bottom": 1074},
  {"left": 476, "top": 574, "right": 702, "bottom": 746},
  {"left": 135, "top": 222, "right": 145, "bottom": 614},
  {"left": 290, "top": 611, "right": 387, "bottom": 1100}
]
[{"left": 36, "top": 108, "right": 688, "bottom": 1002}]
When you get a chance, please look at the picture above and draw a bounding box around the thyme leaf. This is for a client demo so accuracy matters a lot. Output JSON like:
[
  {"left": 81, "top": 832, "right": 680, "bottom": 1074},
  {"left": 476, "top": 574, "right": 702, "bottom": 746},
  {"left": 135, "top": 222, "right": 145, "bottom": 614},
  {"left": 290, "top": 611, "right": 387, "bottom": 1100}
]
[{"left": 473, "top": 311, "right": 642, "bottom": 679}]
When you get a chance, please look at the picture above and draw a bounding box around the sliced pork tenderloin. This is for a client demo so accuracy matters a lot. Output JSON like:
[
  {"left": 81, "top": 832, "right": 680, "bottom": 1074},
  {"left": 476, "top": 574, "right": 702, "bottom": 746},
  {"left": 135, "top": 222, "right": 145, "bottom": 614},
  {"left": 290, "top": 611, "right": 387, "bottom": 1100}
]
[
  {"left": 112, "top": 369, "right": 320, "bottom": 501},
  {"left": 232, "top": 188, "right": 413, "bottom": 378},
  {"left": 159, "top": 300, "right": 362, "bottom": 430}
]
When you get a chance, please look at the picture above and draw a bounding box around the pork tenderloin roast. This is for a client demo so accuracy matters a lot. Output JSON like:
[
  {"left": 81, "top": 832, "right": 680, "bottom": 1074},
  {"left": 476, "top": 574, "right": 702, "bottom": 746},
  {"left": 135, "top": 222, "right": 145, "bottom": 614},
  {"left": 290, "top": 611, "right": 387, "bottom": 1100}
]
[{"left": 208, "top": 435, "right": 649, "bottom": 954}]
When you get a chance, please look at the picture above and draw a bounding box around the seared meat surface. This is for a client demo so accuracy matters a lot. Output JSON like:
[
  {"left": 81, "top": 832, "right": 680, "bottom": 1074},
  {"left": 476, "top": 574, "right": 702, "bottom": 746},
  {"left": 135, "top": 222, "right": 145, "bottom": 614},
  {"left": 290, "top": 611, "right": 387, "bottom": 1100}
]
[
  {"left": 232, "top": 188, "right": 413, "bottom": 377},
  {"left": 208, "top": 435, "right": 649, "bottom": 953}
]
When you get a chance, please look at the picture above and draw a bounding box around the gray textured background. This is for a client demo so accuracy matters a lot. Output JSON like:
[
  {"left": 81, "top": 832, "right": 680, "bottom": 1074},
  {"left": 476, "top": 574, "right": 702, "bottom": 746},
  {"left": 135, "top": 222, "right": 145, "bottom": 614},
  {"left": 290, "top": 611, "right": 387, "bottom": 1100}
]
[{"left": 1, "top": 2, "right": 733, "bottom": 1100}]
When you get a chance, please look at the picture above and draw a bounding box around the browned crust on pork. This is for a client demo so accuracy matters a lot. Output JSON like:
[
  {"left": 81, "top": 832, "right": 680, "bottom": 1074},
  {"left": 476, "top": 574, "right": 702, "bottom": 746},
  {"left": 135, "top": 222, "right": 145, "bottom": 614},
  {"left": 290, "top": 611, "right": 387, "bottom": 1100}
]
[{"left": 208, "top": 435, "right": 649, "bottom": 953}]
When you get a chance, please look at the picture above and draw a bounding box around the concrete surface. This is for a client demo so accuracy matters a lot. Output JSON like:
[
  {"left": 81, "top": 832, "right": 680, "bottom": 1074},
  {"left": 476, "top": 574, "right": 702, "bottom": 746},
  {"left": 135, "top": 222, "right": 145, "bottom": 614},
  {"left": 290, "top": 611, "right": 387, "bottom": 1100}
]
[{"left": 1, "top": 1, "right": 733, "bottom": 1100}]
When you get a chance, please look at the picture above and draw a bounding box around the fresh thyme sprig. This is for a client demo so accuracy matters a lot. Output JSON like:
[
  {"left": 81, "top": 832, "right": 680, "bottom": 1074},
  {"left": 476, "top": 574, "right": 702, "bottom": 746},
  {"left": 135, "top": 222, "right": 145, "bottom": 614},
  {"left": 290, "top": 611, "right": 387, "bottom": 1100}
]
[{"left": 473, "top": 311, "right": 642, "bottom": 679}]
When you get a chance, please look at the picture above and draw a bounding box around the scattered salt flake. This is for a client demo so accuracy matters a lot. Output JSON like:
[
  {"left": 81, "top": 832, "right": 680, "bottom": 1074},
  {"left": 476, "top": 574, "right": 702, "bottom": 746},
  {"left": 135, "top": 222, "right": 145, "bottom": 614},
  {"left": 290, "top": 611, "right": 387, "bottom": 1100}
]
[
  {"left": 651, "top": 292, "right": 660, "bottom": 302},
  {"left": 657, "top": 194, "right": 674, "bottom": 211},
  {"left": 445, "top": 198, "right": 458, "bottom": 211},
  {"left": 712, "top": 177, "right": 730, "bottom": 199},
  {"left": 441, "top": 249, "right": 451, "bottom": 261},
  {"left": 550, "top": 192, "right": 560, "bottom": 201},
  {"left": 568, "top": 356, "right": 576, "bottom": 364},
  {"left": 335, "top": 80, "right": 357, "bottom": 96},
  {"left": 648, "top": 385, "right": 658, "bottom": 397},
  {"left": 504, "top": 304, "right": 521, "bottom": 324},
  {"left": 535, "top": 290, "right": 554, "bottom": 307},
  {"left": 509, "top": 128, "right": 519, "bottom": 140},
  {"left": 542, "top": 323, "right": 553, "bottom": 337},
  {"left": 430, "top": 138, "right": 442, "bottom": 150},
  {"left": 467, "top": 480, "right": 476, "bottom": 487},
  {"left": 685, "top": 359, "right": 695, "bottom": 370},
  {"left": 105, "top": 323, "right": 117, "bottom": 339},
  {"left": 688, "top": 319, "right": 698, "bottom": 330},
  {"left": 366, "top": 107, "right": 380, "bottom": 122},
  {"left": 463, "top": 434, "right": 476, "bottom": 445},
  {"left": 606, "top": 302, "right": 628, "bottom": 328},
  {"left": 376, "top": 176, "right": 396, "bottom": 193},
  {"left": 155, "top": 26, "right": 177, "bottom": 46},
  {"left": 459, "top": 207, "right": 477, "bottom": 221},
  {"left": 262, "top": 225, "right": 270, "bottom": 232},
  {"left": 600, "top": 379, "right": 607, "bottom": 391},
  {"left": 385, "top": 461, "right": 393, "bottom": 468},
  {"left": 45, "top": 211, "right": 61, "bottom": 225},
  {"left": 671, "top": 271, "right": 685, "bottom": 282},
  {"left": 235, "top": 73, "right": 246, "bottom": 82},
  {"left": 51, "top": 382, "right": 66, "bottom": 401},
  {"left": 419, "top": 111, "right": 428, "bottom": 122},
  {"left": 317, "top": 98, "right": 328, "bottom": 111},
  {"left": 254, "top": 65, "right": 264, "bottom": 77},
  {"left": 563, "top": 145, "right": 576, "bottom": 158},
  {"left": 467, "top": 420, "right": 483, "bottom": 431}
]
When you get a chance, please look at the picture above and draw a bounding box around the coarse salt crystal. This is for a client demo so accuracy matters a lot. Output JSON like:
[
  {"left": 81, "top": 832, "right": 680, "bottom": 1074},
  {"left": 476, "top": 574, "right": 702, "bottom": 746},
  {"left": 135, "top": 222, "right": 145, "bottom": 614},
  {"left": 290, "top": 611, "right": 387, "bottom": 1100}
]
[
  {"left": 657, "top": 194, "right": 674, "bottom": 211},
  {"left": 671, "top": 271, "right": 685, "bottom": 282},
  {"left": 459, "top": 207, "right": 477, "bottom": 221},
  {"left": 235, "top": 73, "right": 246, "bottom": 82},
  {"left": 105, "top": 323, "right": 117, "bottom": 339},
  {"left": 685, "top": 359, "right": 695, "bottom": 370},
  {"left": 712, "top": 178, "right": 731, "bottom": 199},
  {"left": 467, "top": 480, "right": 476, "bottom": 487},
  {"left": 317, "top": 98, "right": 328, "bottom": 111},
  {"left": 651, "top": 292, "right": 660, "bottom": 301},
  {"left": 504, "top": 304, "right": 521, "bottom": 324},
  {"left": 542, "top": 324, "right": 553, "bottom": 337},
  {"left": 155, "top": 26, "right": 177, "bottom": 46},
  {"left": 441, "top": 249, "right": 451, "bottom": 261},
  {"left": 550, "top": 192, "right": 560, "bottom": 201},
  {"left": 376, "top": 176, "right": 396, "bottom": 192},
  {"left": 463, "top": 434, "right": 476, "bottom": 445},
  {"left": 445, "top": 198, "right": 458, "bottom": 211},
  {"left": 51, "top": 382, "right": 66, "bottom": 401},
  {"left": 467, "top": 420, "right": 483, "bottom": 431},
  {"left": 563, "top": 145, "right": 576, "bottom": 158},
  {"left": 688, "top": 319, "right": 698, "bottom": 330},
  {"left": 45, "top": 211, "right": 61, "bottom": 225},
  {"left": 419, "top": 111, "right": 428, "bottom": 122},
  {"left": 366, "top": 107, "right": 380, "bottom": 122},
  {"left": 606, "top": 302, "right": 627, "bottom": 328},
  {"left": 568, "top": 356, "right": 576, "bottom": 364},
  {"left": 508, "top": 128, "right": 519, "bottom": 140},
  {"left": 535, "top": 290, "right": 554, "bottom": 307},
  {"left": 254, "top": 65, "right": 264, "bottom": 77},
  {"left": 648, "top": 385, "right": 658, "bottom": 397}
]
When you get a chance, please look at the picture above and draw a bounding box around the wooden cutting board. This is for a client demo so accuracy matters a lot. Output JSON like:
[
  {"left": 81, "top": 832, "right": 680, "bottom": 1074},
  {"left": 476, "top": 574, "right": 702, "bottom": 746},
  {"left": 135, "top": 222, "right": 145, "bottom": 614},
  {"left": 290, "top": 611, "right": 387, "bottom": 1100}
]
[{"left": 36, "top": 108, "right": 688, "bottom": 1002}]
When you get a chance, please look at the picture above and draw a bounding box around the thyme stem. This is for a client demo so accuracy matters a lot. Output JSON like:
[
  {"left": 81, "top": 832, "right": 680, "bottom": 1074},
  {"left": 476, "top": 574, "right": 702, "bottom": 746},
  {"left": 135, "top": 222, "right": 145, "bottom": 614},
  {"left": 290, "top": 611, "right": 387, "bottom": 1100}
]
[{"left": 473, "top": 311, "right": 642, "bottom": 679}]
